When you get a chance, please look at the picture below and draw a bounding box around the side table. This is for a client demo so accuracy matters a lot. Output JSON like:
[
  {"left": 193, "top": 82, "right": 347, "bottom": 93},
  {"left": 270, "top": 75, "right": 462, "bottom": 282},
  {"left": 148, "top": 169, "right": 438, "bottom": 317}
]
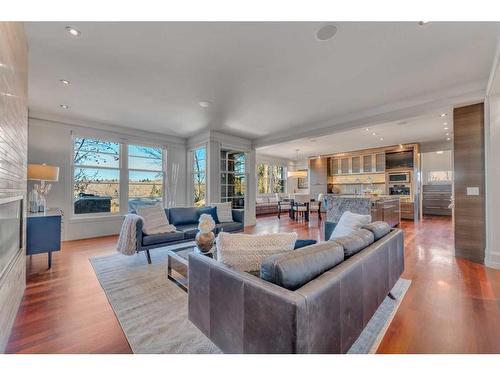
[{"left": 26, "top": 208, "right": 62, "bottom": 268}]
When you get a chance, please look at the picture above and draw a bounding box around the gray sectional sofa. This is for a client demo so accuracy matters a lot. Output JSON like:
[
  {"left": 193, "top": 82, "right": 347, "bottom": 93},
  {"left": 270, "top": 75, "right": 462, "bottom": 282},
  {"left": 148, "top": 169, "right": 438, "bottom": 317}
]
[
  {"left": 134, "top": 206, "right": 244, "bottom": 263},
  {"left": 188, "top": 221, "right": 404, "bottom": 353}
]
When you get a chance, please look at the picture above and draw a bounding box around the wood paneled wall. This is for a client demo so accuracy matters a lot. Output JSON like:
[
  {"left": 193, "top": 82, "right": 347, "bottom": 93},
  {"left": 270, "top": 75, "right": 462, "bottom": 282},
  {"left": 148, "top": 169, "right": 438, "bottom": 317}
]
[
  {"left": 453, "top": 103, "right": 486, "bottom": 263},
  {"left": 0, "top": 22, "right": 28, "bottom": 352}
]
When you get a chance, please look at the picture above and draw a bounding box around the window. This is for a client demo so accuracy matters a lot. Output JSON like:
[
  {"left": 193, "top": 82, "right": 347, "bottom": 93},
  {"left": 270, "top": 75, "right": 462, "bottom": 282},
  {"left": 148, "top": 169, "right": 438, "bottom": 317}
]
[
  {"left": 72, "top": 137, "right": 166, "bottom": 216},
  {"left": 192, "top": 147, "right": 206, "bottom": 207},
  {"left": 256, "top": 163, "right": 286, "bottom": 195},
  {"left": 221, "top": 150, "right": 246, "bottom": 209},
  {"left": 271, "top": 165, "right": 286, "bottom": 193},
  {"left": 128, "top": 144, "right": 164, "bottom": 206},
  {"left": 73, "top": 137, "right": 120, "bottom": 214},
  {"left": 257, "top": 164, "right": 270, "bottom": 194}
]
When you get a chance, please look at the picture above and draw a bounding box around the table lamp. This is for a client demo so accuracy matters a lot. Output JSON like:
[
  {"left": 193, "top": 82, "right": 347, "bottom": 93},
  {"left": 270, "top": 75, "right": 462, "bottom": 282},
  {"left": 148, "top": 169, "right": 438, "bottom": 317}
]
[{"left": 28, "top": 163, "right": 59, "bottom": 212}]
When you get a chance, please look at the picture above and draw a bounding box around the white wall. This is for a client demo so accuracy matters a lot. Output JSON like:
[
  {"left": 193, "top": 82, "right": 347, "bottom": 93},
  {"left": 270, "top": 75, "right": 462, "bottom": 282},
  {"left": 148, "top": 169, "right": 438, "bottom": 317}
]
[
  {"left": 421, "top": 150, "right": 453, "bottom": 185},
  {"left": 485, "top": 95, "right": 500, "bottom": 269},
  {"left": 286, "top": 159, "right": 309, "bottom": 195},
  {"left": 28, "top": 118, "right": 187, "bottom": 240}
]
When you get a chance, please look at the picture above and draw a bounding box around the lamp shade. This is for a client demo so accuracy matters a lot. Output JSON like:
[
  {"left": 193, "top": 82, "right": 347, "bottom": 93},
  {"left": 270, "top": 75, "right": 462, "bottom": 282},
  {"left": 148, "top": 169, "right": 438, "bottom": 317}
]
[
  {"left": 287, "top": 170, "right": 308, "bottom": 178},
  {"left": 28, "top": 164, "right": 59, "bottom": 181}
]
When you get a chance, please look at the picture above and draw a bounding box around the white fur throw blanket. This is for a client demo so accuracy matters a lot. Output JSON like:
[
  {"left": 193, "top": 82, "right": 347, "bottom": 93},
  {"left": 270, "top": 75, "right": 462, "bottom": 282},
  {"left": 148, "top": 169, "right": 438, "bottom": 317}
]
[{"left": 117, "top": 214, "right": 142, "bottom": 256}]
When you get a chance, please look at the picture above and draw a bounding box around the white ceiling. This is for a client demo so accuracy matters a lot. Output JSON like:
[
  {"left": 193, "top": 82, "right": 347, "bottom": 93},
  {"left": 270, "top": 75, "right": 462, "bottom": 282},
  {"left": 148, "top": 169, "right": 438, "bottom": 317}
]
[
  {"left": 257, "top": 108, "right": 454, "bottom": 160},
  {"left": 26, "top": 22, "right": 500, "bottom": 139}
]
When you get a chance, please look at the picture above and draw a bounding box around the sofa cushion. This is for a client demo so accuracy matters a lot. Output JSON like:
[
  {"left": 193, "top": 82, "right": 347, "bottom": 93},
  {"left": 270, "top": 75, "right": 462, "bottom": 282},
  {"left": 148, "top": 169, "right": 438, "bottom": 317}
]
[
  {"left": 260, "top": 241, "right": 344, "bottom": 290},
  {"left": 211, "top": 202, "right": 233, "bottom": 223},
  {"left": 256, "top": 197, "right": 268, "bottom": 204},
  {"left": 329, "top": 211, "right": 371, "bottom": 240},
  {"left": 215, "top": 222, "right": 243, "bottom": 233},
  {"left": 332, "top": 228, "right": 375, "bottom": 258},
  {"left": 216, "top": 232, "right": 297, "bottom": 272},
  {"left": 142, "top": 231, "right": 184, "bottom": 246},
  {"left": 197, "top": 206, "right": 219, "bottom": 224},
  {"left": 136, "top": 204, "right": 176, "bottom": 235},
  {"left": 362, "top": 221, "right": 391, "bottom": 240},
  {"left": 175, "top": 224, "right": 199, "bottom": 239},
  {"left": 168, "top": 207, "right": 199, "bottom": 226}
]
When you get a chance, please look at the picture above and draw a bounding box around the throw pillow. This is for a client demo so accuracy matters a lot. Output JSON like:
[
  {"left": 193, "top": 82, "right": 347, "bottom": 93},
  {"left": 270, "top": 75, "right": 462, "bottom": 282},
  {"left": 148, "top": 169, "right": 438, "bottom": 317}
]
[
  {"left": 216, "top": 232, "right": 298, "bottom": 272},
  {"left": 211, "top": 202, "right": 233, "bottom": 223},
  {"left": 329, "top": 211, "right": 371, "bottom": 240},
  {"left": 198, "top": 206, "right": 219, "bottom": 224},
  {"left": 136, "top": 205, "right": 176, "bottom": 235}
]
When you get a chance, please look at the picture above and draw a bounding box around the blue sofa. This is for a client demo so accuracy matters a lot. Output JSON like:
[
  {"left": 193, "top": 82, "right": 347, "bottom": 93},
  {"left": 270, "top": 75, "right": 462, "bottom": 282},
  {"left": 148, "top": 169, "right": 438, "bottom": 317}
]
[{"left": 134, "top": 206, "right": 245, "bottom": 263}]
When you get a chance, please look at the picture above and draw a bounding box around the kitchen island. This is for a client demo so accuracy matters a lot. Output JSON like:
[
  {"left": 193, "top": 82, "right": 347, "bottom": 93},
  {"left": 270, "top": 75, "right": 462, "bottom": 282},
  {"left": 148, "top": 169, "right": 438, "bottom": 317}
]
[{"left": 324, "top": 195, "right": 400, "bottom": 227}]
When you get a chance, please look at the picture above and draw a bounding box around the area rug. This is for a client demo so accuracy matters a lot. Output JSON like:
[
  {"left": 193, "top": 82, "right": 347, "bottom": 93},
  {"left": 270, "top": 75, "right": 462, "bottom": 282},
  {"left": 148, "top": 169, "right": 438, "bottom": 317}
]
[{"left": 90, "top": 244, "right": 411, "bottom": 354}]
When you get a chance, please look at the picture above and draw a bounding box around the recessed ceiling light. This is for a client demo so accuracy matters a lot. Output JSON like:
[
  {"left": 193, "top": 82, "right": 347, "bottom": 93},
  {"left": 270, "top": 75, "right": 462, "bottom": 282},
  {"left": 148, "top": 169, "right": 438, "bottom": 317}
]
[
  {"left": 365, "top": 128, "right": 370, "bottom": 132},
  {"left": 444, "top": 127, "right": 449, "bottom": 130},
  {"left": 60, "top": 79, "right": 71, "bottom": 85},
  {"left": 446, "top": 137, "right": 451, "bottom": 141},
  {"left": 316, "top": 24, "right": 338, "bottom": 41},
  {"left": 60, "top": 104, "right": 69, "bottom": 109},
  {"left": 65, "top": 26, "right": 81, "bottom": 37},
  {"left": 199, "top": 101, "right": 211, "bottom": 108},
  {"left": 443, "top": 122, "right": 448, "bottom": 126},
  {"left": 372, "top": 132, "right": 377, "bottom": 136},
  {"left": 436, "top": 150, "right": 444, "bottom": 154},
  {"left": 379, "top": 137, "right": 384, "bottom": 141},
  {"left": 418, "top": 21, "right": 430, "bottom": 26},
  {"left": 440, "top": 113, "right": 447, "bottom": 117},
  {"left": 445, "top": 133, "right": 449, "bottom": 136}
]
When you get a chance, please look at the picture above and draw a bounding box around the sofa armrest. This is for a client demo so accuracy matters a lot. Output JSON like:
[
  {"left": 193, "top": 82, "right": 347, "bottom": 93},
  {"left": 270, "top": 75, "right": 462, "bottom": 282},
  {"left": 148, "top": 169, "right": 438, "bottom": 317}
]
[
  {"left": 232, "top": 209, "right": 244, "bottom": 225},
  {"left": 135, "top": 217, "right": 144, "bottom": 251},
  {"left": 188, "top": 253, "right": 307, "bottom": 353}
]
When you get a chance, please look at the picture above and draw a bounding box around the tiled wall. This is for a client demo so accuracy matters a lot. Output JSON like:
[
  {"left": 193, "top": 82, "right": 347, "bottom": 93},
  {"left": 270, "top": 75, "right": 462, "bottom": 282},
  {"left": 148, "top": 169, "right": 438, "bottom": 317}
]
[{"left": 0, "top": 22, "right": 28, "bottom": 352}]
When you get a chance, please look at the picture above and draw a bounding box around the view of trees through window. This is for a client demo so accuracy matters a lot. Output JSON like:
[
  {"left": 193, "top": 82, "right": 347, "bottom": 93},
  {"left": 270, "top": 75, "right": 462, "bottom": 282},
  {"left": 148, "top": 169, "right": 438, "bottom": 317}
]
[
  {"left": 128, "top": 144, "right": 164, "bottom": 206},
  {"left": 257, "top": 163, "right": 286, "bottom": 194},
  {"left": 73, "top": 138, "right": 120, "bottom": 214},
  {"left": 73, "top": 137, "right": 164, "bottom": 215},
  {"left": 192, "top": 147, "right": 206, "bottom": 207}
]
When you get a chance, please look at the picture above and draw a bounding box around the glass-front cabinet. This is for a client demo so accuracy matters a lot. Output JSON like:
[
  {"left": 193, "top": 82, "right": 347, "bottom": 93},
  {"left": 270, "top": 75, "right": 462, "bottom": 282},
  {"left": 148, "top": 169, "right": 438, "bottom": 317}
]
[{"left": 220, "top": 150, "right": 246, "bottom": 209}]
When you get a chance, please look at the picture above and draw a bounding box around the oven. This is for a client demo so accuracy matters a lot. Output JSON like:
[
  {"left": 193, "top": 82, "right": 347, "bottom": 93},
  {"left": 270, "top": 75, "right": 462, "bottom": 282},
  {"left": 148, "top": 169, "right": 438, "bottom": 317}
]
[{"left": 388, "top": 172, "right": 411, "bottom": 183}]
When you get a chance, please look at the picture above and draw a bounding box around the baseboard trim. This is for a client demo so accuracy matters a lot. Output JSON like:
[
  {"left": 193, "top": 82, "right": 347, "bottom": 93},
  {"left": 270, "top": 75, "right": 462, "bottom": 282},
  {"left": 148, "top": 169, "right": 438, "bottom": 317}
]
[{"left": 485, "top": 252, "right": 500, "bottom": 269}]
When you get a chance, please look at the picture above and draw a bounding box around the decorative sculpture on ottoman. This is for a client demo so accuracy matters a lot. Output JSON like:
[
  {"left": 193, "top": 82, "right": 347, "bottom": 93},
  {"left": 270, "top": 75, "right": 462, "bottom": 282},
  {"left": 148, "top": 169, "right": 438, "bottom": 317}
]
[{"left": 195, "top": 214, "right": 216, "bottom": 253}]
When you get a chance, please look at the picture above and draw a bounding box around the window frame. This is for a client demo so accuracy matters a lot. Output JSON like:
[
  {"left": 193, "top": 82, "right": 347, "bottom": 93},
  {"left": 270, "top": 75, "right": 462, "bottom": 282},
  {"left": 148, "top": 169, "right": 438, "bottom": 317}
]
[
  {"left": 70, "top": 134, "right": 167, "bottom": 220},
  {"left": 127, "top": 143, "right": 167, "bottom": 207},
  {"left": 256, "top": 162, "right": 287, "bottom": 196},
  {"left": 191, "top": 146, "right": 207, "bottom": 207}
]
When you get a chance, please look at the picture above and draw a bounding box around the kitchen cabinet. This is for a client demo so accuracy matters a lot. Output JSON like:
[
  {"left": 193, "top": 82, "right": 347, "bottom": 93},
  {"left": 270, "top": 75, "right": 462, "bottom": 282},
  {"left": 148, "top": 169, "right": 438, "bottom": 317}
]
[
  {"left": 375, "top": 153, "right": 385, "bottom": 172},
  {"left": 371, "top": 198, "right": 400, "bottom": 227},
  {"left": 340, "top": 158, "right": 349, "bottom": 174},
  {"left": 351, "top": 156, "right": 361, "bottom": 173},
  {"left": 422, "top": 184, "right": 452, "bottom": 216},
  {"left": 362, "top": 155, "right": 373, "bottom": 173},
  {"left": 400, "top": 201, "right": 415, "bottom": 220}
]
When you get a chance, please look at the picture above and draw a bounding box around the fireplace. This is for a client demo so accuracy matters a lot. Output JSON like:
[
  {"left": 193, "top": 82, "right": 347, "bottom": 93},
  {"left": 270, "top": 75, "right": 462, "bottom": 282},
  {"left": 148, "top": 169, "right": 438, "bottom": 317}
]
[{"left": 0, "top": 196, "right": 23, "bottom": 280}]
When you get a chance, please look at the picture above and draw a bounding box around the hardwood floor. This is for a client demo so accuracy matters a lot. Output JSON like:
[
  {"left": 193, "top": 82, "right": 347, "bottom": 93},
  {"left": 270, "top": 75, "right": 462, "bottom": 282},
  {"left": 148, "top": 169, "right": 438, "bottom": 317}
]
[{"left": 5, "top": 214, "right": 500, "bottom": 353}]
